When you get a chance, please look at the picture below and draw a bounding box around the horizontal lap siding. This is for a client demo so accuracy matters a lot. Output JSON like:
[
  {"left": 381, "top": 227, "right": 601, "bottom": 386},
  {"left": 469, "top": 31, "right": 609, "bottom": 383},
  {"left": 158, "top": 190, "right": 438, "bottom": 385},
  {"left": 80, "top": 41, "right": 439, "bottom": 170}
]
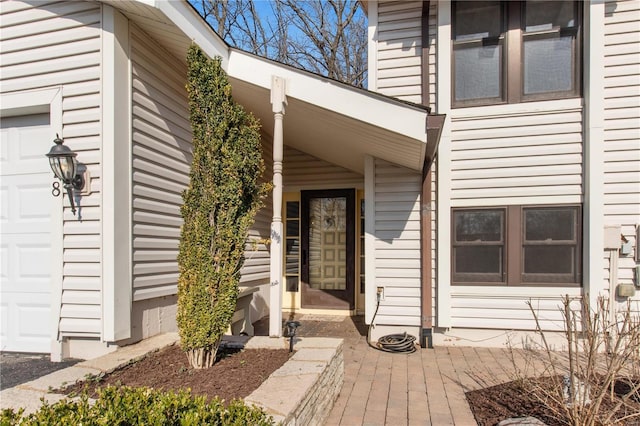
[
  {"left": 374, "top": 159, "right": 421, "bottom": 327},
  {"left": 450, "top": 290, "right": 581, "bottom": 331},
  {"left": 131, "top": 25, "right": 272, "bottom": 296},
  {"left": 131, "top": 24, "right": 190, "bottom": 301},
  {"left": 427, "top": 2, "right": 436, "bottom": 108},
  {"left": 450, "top": 105, "right": 584, "bottom": 206},
  {"left": 603, "top": 0, "right": 640, "bottom": 302},
  {"left": 1, "top": 1, "right": 103, "bottom": 336},
  {"left": 283, "top": 146, "right": 363, "bottom": 190},
  {"left": 376, "top": 1, "right": 422, "bottom": 104},
  {"left": 241, "top": 134, "right": 272, "bottom": 286}
]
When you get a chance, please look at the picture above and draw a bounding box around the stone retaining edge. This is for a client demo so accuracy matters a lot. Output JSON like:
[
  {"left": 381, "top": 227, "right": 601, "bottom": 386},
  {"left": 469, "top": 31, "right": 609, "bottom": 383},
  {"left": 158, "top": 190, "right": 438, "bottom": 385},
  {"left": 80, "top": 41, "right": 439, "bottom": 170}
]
[{"left": 245, "top": 337, "right": 344, "bottom": 426}]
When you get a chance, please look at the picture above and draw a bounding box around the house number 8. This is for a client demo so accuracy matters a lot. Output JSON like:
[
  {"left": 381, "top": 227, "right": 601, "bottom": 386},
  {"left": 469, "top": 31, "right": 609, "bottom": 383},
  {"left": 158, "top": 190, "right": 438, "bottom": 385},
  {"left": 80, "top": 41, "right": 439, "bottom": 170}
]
[{"left": 52, "top": 181, "right": 61, "bottom": 197}]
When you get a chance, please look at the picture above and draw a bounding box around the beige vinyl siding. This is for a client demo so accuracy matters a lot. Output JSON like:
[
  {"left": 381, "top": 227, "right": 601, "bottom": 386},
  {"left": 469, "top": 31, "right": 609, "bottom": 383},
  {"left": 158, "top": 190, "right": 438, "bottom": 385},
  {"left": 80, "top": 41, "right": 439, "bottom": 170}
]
[
  {"left": 283, "top": 146, "right": 363, "bottom": 191},
  {"left": 426, "top": 2, "right": 437, "bottom": 109},
  {"left": 131, "top": 24, "right": 272, "bottom": 296},
  {"left": 450, "top": 290, "right": 580, "bottom": 330},
  {"left": 130, "top": 24, "right": 191, "bottom": 301},
  {"left": 449, "top": 103, "right": 584, "bottom": 206},
  {"left": 376, "top": 1, "right": 422, "bottom": 104},
  {"left": 373, "top": 159, "right": 421, "bottom": 327},
  {"left": 1, "top": 1, "right": 103, "bottom": 336},
  {"left": 241, "top": 133, "right": 273, "bottom": 286},
  {"left": 603, "top": 0, "right": 640, "bottom": 295}
]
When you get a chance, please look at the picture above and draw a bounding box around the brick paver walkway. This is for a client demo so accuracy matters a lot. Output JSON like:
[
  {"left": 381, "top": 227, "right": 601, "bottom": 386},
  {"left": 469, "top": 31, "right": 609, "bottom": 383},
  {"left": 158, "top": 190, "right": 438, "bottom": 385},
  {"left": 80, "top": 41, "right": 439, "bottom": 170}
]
[{"left": 255, "top": 315, "right": 530, "bottom": 426}]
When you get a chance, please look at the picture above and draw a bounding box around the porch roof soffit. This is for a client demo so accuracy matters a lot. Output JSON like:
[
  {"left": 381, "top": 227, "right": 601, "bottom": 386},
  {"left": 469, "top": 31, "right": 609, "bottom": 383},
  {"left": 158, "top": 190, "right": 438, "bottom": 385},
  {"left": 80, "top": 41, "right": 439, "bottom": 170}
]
[{"left": 111, "top": 0, "right": 429, "bottom": 173}]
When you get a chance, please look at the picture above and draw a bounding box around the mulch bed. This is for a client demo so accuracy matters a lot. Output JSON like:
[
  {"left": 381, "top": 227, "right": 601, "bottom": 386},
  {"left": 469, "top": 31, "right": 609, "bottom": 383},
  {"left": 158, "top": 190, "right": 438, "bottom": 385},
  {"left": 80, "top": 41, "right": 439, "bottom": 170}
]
[
  {"left": 60, "top": 344, "right": 291, "bottom": 403},
  {"left": 466, "top": 376, "right": 640, "bottom": 426}
]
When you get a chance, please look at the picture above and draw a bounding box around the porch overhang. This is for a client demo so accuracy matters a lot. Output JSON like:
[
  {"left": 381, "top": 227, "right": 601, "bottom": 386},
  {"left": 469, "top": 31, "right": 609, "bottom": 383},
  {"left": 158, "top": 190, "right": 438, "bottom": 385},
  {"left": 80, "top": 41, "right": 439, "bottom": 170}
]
[{"left": 227, "top": 50, "right": 429, "bottom": 174}]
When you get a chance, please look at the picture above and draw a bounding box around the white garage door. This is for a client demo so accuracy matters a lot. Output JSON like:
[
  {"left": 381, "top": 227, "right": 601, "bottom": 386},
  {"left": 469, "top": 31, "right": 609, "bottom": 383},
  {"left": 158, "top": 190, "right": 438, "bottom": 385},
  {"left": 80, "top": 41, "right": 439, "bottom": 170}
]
[{"left": 1, "top": 114, "right": 53, "bottom": 353}]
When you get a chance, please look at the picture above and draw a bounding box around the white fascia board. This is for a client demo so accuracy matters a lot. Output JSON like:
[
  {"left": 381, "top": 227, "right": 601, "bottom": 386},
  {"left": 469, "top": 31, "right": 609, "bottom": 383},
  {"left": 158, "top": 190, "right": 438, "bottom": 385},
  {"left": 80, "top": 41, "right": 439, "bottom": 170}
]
[
  {"left": 227, "top": 50, "right": 427, "bottom": 142},
  {"left": 152, "top": 0, "right": 230, "bottom": 67}
]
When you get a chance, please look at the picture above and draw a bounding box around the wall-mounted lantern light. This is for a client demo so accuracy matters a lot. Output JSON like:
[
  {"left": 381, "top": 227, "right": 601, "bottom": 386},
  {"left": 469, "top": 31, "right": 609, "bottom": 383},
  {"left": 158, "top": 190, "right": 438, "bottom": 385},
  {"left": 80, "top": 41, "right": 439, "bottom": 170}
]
[{"left": 46, "top": 134, "right": 84, "bottom": 215}]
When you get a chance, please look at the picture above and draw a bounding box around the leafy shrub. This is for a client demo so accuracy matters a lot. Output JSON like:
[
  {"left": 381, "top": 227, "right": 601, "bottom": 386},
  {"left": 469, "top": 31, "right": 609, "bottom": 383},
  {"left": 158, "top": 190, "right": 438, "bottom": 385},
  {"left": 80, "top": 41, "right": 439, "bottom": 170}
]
[
  {"left": 0, "top": 386, "right": 275, "bottom": 425},
  {"left": 177, "top": 44, "right": 266, "bottom": 369}
]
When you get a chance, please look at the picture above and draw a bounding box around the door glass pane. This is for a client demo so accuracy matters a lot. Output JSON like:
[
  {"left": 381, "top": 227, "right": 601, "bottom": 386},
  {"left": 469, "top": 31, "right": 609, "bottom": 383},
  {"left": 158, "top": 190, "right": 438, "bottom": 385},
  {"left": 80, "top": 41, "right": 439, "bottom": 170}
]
[
  {"left": 286, "top": 276, "right": 299, "bottom": 292},
  {"left": 286, "top": 220, "right": 299, "bottom": 237},
  {"left": 286, "top": 256, "right": 299, "bottom": 274},
  {"left": 286, "top": 201, "right": 299, "bottom": 219},
  {"left": 524, "top": 36, "right": 573, "bottom": 94},
  {"left": 309, "top": 197, "right": 347, "bottom": 290}
]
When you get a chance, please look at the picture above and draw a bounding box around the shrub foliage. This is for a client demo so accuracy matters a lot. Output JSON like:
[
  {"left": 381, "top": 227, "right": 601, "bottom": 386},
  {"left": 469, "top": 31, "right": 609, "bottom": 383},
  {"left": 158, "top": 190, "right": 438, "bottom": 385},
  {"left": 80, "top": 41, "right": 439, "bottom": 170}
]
[
  {"left": 178, "top": 44, "right": 266, "bottom": 369},
  {"left": 0, "top": 386, "right": 275, "bottom": 425}
]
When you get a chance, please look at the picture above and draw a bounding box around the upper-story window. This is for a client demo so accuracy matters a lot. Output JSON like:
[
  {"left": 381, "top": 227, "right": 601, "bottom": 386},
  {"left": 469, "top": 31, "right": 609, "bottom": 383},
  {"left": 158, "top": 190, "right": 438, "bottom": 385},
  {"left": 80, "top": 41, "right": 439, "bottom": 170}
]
[{"left": 452, "top": 1, "right": 581, "bottom": 107}]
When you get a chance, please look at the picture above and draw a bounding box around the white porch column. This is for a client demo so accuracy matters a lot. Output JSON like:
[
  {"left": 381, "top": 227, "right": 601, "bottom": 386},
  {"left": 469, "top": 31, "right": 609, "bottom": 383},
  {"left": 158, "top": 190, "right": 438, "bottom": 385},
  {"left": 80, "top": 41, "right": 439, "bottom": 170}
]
[{"left": 269, "top": 76, "right": 287, "bottom": 337}]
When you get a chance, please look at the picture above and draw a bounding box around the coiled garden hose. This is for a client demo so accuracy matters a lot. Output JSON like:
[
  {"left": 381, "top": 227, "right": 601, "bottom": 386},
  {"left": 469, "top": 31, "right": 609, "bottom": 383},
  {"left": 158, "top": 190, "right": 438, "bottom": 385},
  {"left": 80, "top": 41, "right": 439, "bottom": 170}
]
[{"left": 367, "top": 294, "right": 417, "bottom": 354}]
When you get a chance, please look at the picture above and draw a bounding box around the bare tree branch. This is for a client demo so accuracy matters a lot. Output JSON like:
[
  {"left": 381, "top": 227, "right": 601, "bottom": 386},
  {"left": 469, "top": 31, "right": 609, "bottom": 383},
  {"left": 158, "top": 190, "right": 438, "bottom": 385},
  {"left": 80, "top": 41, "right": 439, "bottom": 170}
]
[{"left": 193, "top": 0, "right": 367, "bottom": 88}]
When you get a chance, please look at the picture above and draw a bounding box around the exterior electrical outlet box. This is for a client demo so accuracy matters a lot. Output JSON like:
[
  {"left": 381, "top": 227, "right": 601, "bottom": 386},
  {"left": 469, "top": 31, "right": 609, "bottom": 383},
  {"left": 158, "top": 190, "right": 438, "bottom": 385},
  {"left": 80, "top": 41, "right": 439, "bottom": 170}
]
[
  {"left": 604, "top": 225, "right": 622, "bottom": 250},
  {"left": 617, "top": 283, "right": 636, "bottom": 298},
  {"left": 635, "top": 265, "right": 640, "bottom": 288}
]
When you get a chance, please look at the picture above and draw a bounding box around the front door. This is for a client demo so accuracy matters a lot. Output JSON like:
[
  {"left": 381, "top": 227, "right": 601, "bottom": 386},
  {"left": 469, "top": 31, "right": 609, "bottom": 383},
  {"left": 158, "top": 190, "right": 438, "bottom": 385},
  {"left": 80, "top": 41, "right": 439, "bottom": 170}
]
[{"left": 301, "top": 189, "right": 355, "bottom": 309}]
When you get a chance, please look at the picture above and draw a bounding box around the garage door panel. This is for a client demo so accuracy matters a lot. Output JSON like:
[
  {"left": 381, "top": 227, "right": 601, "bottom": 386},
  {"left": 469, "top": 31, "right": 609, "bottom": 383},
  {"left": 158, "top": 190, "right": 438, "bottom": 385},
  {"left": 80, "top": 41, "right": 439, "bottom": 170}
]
[
  {"left": 1, "top": 174, "right": 51, "bottom": 234},
  {"left": 0, "top": 186, "right": 7, "bottom": 224},
  {"left": 17, "top": 243, "right": 51, "bottom": 290},
  {"left": 1, "top": 234, "right": 50, "bottom": 293},
  {"left": 0, "top": 302, "right": 8, "bottom": 349},
  {"left": 0, "top": 244, "right": 7, "bottom": 281},
  {"left": 0, "top": 294, "right": 50, "bottom": 353},
  {"left": 17, "top": 180, "right": 51, "bottom": 224},
  {"left": 1, "top": 115, "right": 50, "bottom": 175},
  {"left": 17, "top": 125, "right": 52, "bottom": 172},
  {"left": 0, "top": 131, "right": 7, "bottom": 167}
]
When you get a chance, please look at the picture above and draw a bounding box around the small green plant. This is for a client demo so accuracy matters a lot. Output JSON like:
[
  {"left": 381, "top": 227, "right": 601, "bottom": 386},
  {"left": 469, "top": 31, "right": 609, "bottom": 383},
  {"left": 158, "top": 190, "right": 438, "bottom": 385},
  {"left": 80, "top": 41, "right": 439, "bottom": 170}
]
[
  {"left": 0, "top": 386, "right": 275, "bottom": 425},
  {"left": 177, "top": 44, "right": 266, "bottom": 369}
]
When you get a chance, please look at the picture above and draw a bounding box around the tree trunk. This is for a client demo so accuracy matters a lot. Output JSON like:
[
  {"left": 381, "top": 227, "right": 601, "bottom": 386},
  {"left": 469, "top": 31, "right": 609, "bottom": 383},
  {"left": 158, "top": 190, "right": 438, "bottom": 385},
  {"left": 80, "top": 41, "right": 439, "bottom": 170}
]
[{"left": 186, "top": 346, "right": 218, "bottom": 369}]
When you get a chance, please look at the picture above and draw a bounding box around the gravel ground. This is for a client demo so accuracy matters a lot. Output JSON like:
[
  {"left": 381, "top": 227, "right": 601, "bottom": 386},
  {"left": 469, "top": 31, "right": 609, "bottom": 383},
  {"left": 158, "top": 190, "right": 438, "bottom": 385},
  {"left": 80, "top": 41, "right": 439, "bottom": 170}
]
[{"left": 1, "top": 353, "right": 80, "bottom": 390}]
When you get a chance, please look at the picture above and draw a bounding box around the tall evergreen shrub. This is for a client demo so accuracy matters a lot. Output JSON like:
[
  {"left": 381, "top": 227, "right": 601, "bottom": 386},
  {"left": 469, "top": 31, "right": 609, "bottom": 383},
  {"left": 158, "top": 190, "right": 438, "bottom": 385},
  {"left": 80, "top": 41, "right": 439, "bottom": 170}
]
[{"left": 178, "top": 44, "right": 265, "bottom": 369}]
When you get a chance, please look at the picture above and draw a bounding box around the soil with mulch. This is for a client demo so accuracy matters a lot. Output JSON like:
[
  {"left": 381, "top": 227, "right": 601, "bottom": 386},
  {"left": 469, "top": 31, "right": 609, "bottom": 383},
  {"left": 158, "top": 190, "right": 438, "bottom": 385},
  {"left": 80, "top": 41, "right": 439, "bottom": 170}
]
[
  {"left": 466, "top": 376, "right": 640, "bottom": 426},
  {"left": 60, "top": 344, "right": 291, "bottom": 403}
]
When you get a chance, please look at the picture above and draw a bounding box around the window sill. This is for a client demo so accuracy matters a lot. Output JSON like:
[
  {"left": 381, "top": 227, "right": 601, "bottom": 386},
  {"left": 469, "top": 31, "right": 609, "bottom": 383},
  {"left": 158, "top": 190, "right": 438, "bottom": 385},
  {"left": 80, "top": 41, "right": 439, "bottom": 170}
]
[
  {"left": 450, "top": 97, "right": 583, "bottom": 120},
  {"left": 450, "top": 285, "right": 583, "bottom": 298}
]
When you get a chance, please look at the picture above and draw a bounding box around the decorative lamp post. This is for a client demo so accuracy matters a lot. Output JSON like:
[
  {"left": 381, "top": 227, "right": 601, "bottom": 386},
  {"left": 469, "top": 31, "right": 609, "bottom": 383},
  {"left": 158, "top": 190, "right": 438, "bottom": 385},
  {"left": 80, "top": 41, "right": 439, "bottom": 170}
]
[{"left": 46, "top": 134, "right": 84, "bottom": 215}]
